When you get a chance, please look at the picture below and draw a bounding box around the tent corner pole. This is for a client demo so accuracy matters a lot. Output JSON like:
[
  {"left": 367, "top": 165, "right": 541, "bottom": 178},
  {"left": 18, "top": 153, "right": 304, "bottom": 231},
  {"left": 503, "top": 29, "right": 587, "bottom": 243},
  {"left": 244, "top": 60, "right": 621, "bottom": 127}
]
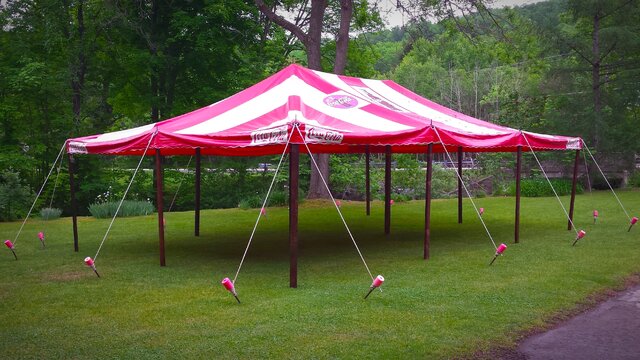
[
  {"left": 568, "top": 149, "right": 580, "bottom": 231},
  {"left": 68, "top": 153, "right": 79, "bottom": 252},
  {"left": 515, "top": 146, "right": 522, "bottom": 243},
  {"left": 195, "top": 148, "right": 201, "bottom": 236},
  {"left": 424, "top": 143, "right": 433, "bottom": 260},
  {"left": 155, "top": 149, "right": 166, "bottom": 266},
  {"left": 289, "top": 144, "right": 299, "bottom": 288},
  {"left": 365, "top": 145, "right": 370, "bottom": 216}
]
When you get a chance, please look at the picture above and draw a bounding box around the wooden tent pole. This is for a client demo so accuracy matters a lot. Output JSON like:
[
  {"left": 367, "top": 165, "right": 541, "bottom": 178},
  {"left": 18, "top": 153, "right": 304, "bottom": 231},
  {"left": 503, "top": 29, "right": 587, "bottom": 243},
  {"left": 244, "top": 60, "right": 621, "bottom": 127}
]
[
  {"left": 424, "top": 143, "right": 433, "bottom": 260},
  {"left": 384, "top": 145, "right": 392, "bottom": 235},
  {"left": 289, "top": 144, "right": 299, "bottom": 288},
  {"left": 568, "top": 149, "right": 580, "bottom": 230},
  {"left": 365, "top": 145, "right": 371, "bottom": 216},
  {"left": 194, "top": 148, "right": 201, "bottom": 236},
  {"left": 457, "top": 146, "right": 463, "bottom": 224},
  {"left": 68, "top": 154, "right": 79, "bottom": 252},
  {"left": 155, "top": 149, "right": 166, "bottom": 266},
  {"left": 515, "top": 146, "right": 522, "bottom": 243}
]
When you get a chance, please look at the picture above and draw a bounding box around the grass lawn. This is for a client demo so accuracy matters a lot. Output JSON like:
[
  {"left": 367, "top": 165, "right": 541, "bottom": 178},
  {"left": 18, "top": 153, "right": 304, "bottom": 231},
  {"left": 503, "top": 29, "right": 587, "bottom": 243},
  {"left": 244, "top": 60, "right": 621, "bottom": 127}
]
[{"left": 1, "top": 190, "right": 640, "bottom": 358}]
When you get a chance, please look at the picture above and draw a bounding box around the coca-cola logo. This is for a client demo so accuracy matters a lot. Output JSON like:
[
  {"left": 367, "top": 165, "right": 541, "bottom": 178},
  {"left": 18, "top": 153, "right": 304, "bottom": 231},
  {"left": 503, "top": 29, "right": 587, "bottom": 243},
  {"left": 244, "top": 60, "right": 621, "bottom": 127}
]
[
  {"left": 251, "top": 125, "right": 288, "bottom": 145},
  {"left": 306, "top": 126, "right": 344, "bottom": 144},
  {"left": 323, "top": 95, "right": 358, "bottom": 109},
  {"left": 68, "top": 141, "right": 87, "bottom": 154},
  {"left": 566, "top": 138, "right": 582, "bottom": 150}
]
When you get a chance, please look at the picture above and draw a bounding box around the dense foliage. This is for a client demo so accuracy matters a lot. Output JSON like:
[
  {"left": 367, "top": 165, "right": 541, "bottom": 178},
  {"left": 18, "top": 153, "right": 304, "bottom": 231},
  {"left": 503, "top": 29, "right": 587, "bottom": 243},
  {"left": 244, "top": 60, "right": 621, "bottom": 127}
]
[{"left": 1, "top": 0, "right": 639, "bottom": 220}]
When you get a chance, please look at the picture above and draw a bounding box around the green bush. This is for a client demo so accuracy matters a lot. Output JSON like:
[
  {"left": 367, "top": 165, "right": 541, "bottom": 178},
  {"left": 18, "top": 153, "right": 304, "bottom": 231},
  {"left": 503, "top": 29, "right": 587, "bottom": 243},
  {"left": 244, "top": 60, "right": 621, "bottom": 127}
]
[
  {"left": 507, "top": 178, "right": 583, "bottom": 197},
  {"left": 0, "top": 169, "right": 34, "bottom": 221},
  {"left": 238, "top": 195, "right": 263, "bottom": 210},
  {"left": 629, "top": 172, "right": 640, "bottom": 188},
  {"left": 269, "top": 191, "right": 287, "bottom": 206},
  {"left": 40, "top": 207, "right": 62, "bottom": 220},
  {"left": 592, "top": 175, "right": 623, "bottom": 190},
  {"left": 88, "top": 200, "right": 155, "bottom": 219}
]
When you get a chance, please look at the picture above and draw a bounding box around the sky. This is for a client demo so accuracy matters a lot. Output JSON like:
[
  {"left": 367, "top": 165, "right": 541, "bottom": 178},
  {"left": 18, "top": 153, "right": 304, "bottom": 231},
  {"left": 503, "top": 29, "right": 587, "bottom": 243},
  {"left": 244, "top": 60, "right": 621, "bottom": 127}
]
[{"left": 382, "top": 0, "right": 547, "bottom": 28}]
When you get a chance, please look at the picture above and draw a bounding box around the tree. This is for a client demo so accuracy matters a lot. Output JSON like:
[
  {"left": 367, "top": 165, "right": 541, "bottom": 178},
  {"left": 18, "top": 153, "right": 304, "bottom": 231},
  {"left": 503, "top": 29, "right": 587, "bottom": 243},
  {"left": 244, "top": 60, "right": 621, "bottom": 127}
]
[
  {"left": 558, "top": 0, "right": 640, "bottom": 151},
  {"left": 255, "top": 0, "right": 376, "bottom": 198}
]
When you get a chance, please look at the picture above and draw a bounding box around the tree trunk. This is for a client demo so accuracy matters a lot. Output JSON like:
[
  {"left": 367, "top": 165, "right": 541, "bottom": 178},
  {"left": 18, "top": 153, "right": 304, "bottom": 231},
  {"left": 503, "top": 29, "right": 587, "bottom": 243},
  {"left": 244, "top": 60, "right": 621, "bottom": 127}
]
[
  {"left": 592, "top": 12, "right": 601, "bottom": 150},
  {"left": 70, "top": 0, "right": 86, "bottom": 132},
  {"left": 307, "top": 0, "right": 352, "bottom": 199}
]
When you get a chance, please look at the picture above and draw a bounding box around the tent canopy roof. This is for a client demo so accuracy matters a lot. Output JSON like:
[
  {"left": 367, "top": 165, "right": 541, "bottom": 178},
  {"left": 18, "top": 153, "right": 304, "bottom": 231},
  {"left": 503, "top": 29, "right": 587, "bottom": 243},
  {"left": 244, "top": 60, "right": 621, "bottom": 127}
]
[{"left": 67, "top": 64, "right": 582, "bottom": 156}]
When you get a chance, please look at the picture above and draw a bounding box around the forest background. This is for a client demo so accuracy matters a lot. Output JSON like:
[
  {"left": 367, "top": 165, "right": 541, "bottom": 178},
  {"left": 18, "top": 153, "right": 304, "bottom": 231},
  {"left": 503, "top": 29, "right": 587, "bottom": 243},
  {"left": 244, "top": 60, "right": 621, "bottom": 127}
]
[{"left": 0, "top": 0, "right": 639, "bottom": 220}]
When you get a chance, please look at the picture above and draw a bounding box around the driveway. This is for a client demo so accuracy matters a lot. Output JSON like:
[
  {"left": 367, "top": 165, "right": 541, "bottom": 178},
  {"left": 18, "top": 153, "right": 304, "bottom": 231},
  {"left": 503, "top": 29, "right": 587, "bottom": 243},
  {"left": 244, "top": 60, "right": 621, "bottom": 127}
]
[{"left": 517, "top": 285, "right": 640, "bottom": 360}]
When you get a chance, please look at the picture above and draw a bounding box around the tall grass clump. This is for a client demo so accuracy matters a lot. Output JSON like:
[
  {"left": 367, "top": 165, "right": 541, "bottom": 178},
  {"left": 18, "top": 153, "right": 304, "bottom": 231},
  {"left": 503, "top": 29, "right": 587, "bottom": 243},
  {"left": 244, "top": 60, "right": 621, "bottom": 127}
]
[
  {"left": 89, "top": 200, "right": 155, "bottom": 218},
  {"left": 40, "top": 207, "right": 62, "bottom": 220}
]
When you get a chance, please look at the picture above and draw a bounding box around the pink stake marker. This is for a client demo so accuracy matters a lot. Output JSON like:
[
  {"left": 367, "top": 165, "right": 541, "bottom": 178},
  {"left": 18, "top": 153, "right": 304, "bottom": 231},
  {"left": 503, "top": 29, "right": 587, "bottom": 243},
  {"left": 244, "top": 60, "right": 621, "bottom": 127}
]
[
  {"left": 364, "top": 275, "right": 385, "bottom": 299},
  {"left": 84, "top": 256, "right": 100, "bottom": 277},
  {"left": 593, "top": 210, "right": 599, "bottom": 224},
  {"left": 628, "top": 217, "right": 638, "bottom": 232},
  {"left": 390, "top": 199, "right": 394, "bottom": 205},
  {"left": 336, "top": 200, "right": 341, "bottom": 208},
  {"left": 260, "top": 207, "right": 267, "bottom": 218},
  {"left": 572, "top": 230, "right": 586, "bottom": 246},
  {"left": 4, "top": 240, "right": 17, "bottom": 260},
  {"left": 221, "top": 277, "right": 240, "bottom": 304},
  {"left": 479, "top": 208, "right": 485, "bottom": 216},
  {"left": 38, "top": 232, "right": 45, "bottom": 248},
  {"left": 489, "top": 243, "right": 507, "bottom": 266}
]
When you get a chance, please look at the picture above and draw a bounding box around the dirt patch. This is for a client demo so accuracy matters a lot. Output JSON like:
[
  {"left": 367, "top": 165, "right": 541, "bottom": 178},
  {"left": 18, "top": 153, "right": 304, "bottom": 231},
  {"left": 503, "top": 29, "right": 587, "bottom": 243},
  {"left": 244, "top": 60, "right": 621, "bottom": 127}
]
[{"left": 464, "top": 273, "right": 640, "bottom": 360}]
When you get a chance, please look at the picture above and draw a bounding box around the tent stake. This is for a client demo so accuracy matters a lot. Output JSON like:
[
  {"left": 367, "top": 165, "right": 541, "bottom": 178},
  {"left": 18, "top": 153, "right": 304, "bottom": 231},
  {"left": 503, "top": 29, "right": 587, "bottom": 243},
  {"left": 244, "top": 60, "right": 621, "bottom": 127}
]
[
  {"left": 289, "top": 144, "right": 299, "bottom": 288},
  {"left": 424, "top": 143, "right": 433, "bottom": 260},
  {"left": 515, "top": 146, "right": 522, "bottom": 243},
  {"left": 384, "top": 146, "right": 392, "bottom": 235}
]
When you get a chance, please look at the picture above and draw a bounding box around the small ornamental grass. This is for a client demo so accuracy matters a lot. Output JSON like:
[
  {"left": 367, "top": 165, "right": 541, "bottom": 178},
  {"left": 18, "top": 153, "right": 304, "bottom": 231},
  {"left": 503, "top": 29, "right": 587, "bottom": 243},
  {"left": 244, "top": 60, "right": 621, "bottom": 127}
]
[
  {"left": 40, "top": 207, "right": 62, "bottom": 220},
  {"left": 88, "top": 200, "right": 155, "bottom": 218}
]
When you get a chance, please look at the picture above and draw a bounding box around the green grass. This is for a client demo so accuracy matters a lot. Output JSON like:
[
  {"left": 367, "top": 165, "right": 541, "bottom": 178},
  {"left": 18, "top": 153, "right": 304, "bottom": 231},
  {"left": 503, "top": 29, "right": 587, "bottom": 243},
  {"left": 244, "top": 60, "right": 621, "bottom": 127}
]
[{"left": 1, "top": 190, "right": 640, "bottom": 358}]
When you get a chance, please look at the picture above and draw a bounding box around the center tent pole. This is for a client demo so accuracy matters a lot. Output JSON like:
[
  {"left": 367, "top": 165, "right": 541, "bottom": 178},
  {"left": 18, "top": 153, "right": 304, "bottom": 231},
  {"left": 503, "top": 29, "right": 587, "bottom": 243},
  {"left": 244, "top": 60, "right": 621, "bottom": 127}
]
[
  {"left": 195, "top": 148, "right": 201, "bottom": 236},
  {"left": 384, "top": 145, "right": 392, "bottom": 235},
  {"left": 424, "top": 143, "right": 433, "bottom": 260},
  {"left": 289, "top": 144, "right": 300, "bottom": 288},
  {"left": 457, "top": 146, "right": 463, "bottom": 224},
  {"left": 515, "top": 146, "right": 522, "bottom": 243},
  {"left": 365, "top": 145, "right": 371, "bottom": 216},
  {"left": 155, "top": 149, "right": 166, "bottom": 266}
]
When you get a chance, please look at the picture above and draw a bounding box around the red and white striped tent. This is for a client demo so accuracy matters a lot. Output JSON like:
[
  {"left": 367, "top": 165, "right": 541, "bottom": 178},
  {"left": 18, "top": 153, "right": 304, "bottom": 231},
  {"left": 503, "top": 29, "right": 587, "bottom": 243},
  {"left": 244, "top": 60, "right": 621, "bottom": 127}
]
[
  {"left": 65, "top": 64, "right": 584, "bottom": 285},
  {"left": 67, "top": 64, "right": 581, "bottom": 156}
]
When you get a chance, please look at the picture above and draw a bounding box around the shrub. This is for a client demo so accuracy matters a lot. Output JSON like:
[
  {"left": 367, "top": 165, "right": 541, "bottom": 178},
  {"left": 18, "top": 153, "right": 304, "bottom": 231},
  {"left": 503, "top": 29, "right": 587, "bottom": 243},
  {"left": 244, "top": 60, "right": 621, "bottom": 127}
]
[
  {"left": 40, "top": 207, "right": 62, "bottom": 220},
  {"left": 0, "top": 169, "right": 34, "bottom": 221},
  {"left": 392, "top": 194, "right": 412, "bottom": 202},
  {"left": 507, "top": 178, "right": 583, "bottom": 197},
  {"left": 89, "top": 200, "right": 155, "bottom": 219},
  {"left": 629, "top": 172, "right": 640, "bottom": 188},
  {"left": 591, "top": 175, "right": 623, "bottom": 190},
  {"left": 269, "top": 191, "right": 287, "bottom": 207},
  {"left": 238, "top": 195, "right": 263, "bottom": 210}
]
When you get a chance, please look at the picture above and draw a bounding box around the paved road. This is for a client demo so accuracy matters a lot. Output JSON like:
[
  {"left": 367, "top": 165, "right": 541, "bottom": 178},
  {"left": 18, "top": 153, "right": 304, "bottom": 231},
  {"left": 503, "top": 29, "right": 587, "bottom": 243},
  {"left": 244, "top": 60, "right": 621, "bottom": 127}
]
[{"left": 517, "top": 285, "right": 640, "bottom": 360}]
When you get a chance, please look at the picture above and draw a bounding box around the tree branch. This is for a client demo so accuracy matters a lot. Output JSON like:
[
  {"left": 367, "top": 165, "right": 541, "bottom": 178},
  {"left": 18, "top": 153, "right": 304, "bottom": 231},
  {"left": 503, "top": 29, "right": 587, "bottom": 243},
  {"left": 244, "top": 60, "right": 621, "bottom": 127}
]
[{"left": 255, "top": 0, "right": 307, "bottom": 44}]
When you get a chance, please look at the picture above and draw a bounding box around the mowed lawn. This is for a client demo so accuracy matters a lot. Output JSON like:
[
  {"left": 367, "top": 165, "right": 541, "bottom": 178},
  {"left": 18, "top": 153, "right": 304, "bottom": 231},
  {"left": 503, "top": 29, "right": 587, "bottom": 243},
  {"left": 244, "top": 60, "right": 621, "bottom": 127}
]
[{"left": 1, "top": 191, "right": 640, "bottom": 358}]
